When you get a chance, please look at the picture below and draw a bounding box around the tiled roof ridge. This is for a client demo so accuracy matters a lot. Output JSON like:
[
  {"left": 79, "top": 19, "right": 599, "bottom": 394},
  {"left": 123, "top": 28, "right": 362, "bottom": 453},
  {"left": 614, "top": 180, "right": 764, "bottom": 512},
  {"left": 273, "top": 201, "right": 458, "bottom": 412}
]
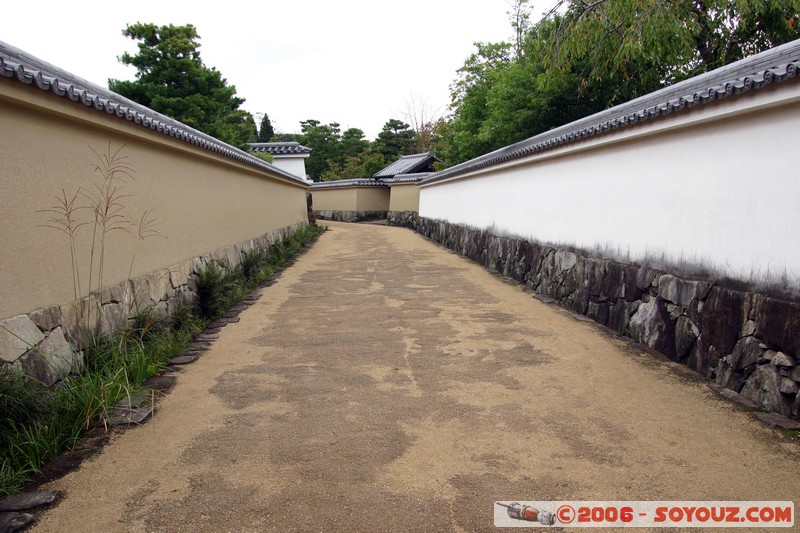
[
  {"left": 422, "top": 38, "right": 800, "bottom": 185},
  {"left": 309, "top": 178, "right": 389, "bottom": 189},
  {"left": 0, "top": 41, "right": 306, "bottom": 185},
  {"left": 248, "top": 142, "right": 312, "bottom": 155},
  {"left": 383, "top": 172, "right": 433, "bottom": 183},
  {"left": 374, "top": 152, "right": 441, "bottom": 178}
]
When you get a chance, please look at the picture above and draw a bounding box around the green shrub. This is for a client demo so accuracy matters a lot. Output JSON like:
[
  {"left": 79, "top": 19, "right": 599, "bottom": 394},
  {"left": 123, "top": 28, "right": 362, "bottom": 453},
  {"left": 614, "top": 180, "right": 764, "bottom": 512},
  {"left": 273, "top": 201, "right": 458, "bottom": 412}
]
[{"left": 241, "top": 248, "right": 267, "bottom": 283}]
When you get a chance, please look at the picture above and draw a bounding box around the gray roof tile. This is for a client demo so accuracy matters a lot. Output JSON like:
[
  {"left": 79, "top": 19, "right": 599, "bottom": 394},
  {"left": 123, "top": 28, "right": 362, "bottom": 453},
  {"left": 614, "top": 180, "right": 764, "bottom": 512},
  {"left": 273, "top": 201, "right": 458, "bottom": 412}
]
[
  {"left": 374, "top": 152, "right": 441, "bottom": 178},
  {"left": 248, "top": 142, "right": 312, "bottom": 155},
  {"left": 0, "top": 40, "right": 307, "bottom": 186},
  {"left": 309, "top": 179, "right": 389, "bottom": 190},
  {"left": 382, "top": 172, "right": 433, "bottom": 184},
  {"left": 423, "top": 38, "right": 800, "bottom": 185}
]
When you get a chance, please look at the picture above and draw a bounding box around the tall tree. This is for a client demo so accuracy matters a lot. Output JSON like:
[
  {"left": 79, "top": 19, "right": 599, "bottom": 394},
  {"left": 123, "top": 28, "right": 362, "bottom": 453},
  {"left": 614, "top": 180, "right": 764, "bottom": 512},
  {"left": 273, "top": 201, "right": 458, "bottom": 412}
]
[
  {"left": 402, "top": 93, "right": 446, "bottom": 153},
  {"left": 320, "top": 150, "right": 386, "bottom": 181},
  {"left": 374, "top": 119, "right": 416, "bottom": 161},
  {"left": 257, "top": 113, "right": 275, "bottom": 142},
  {"left": 298, "top": 119, "right": 342, "bottom": 181},
  {"left": 340, "top": 128, "right": 369, "bottom": 159},
  {"left": 109, "top": 23, "right": 256, "bottom": 148},
  {"left": 443, "top": 0, "right": 800, "bottom": 166},
  {"left": 443, "top": 42, "right": 512, "bottom": 164},
  {"left": 508, "top": 0, "right": 533, "bottom": 59},
  {"left": 545, "top": 0, "right": 800, "bottom": 87}
]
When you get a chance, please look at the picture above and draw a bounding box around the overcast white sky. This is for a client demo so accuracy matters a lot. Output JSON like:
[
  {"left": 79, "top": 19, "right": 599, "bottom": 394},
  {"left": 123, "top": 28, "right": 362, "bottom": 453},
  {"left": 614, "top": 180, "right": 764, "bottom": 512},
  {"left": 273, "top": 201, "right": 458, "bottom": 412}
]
[{"left": 2, "top": 0, "right": 532, "bottom": 139}]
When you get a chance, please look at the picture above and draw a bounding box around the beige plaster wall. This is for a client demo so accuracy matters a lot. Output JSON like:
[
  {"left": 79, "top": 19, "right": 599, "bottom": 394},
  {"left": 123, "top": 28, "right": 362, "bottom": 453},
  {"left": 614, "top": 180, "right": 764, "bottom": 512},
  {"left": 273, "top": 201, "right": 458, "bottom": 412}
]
[
  {"left": 389, "top": 183, "right": 420, "bottom": 212},
  {"left": 312, "top": 188, "right": 358, "bottom": 211},
  {"left": 0, "top": 82, "right": 308, "bottom": 318},
  {"left": 355, "top": 187, "right": 390, "bottom": 211}
]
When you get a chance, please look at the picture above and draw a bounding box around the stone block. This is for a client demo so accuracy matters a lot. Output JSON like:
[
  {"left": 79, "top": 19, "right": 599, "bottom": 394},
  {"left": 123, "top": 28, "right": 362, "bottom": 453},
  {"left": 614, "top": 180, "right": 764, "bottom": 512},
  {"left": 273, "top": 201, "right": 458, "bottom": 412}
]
[
  {"left": 708, "top": 382, "right": 758, "bottom": 408},
  {"left": 129, "top": 276, "right": 153, "bottom": 309},
  {"left": 699, "top": 287, "right": 748, "bottom": 362},
  {"left": 191, "top": 255, "right": 208, "bottom": 276},
  {"left": 169, "top": 260, "right": 192, "bottom": 288},
  {"left": 635, "top": 267, "right": 660, "bottom": 291},
  {"left": 740, "top": 319, "right": 756, "bottom": 338},
  {"left": 675, "top": 316, "right": 699, "bottom": 360},
  {"left": 754, "top": 295, "right": 800, "bottom": 358},
  {"left": 587, "top": 301, "right": 610, "bottom": 326},
  {"left": 657, "top": 275, "right": 711, "bottom": 308},
  {"left": 109, "top": 405, "right": 152, "bottom": 426},
  {"left": 20, "top": 327, "right": 80, "bottom": 385},
  {"left": 102, "top": 280, "right": 133, "bottom": 307},
  {"left": 0, "top": 315, "right": 46, "bottom": 363},
  {"left": 584, "top": 258, "right": 607, "bottom": 296},
  {"left": 168, "top": 355, "right": 197, "bottom": 365},
  {"left": 99, "top": 302, "right": 128, "bottom": 339},
  {"left": 740, "top": 365, "right": 793, "bottom": 416},
  {"left": 779, "top": 377, "right": 798, "bottom": 395},
  {"left": 0, "top": 490, "right": 59, "bottom": 512},
  {"left": 607, "top": 299, "right": 628, "bottom": 334},
  {"left": 623, "top": 266, "right": 643, "bottom": 302},
  {"left": 154, "top": 300, "right": 169, "bottom": 317},
  {"left": 28, "top": 306, "right": 62, "bottom": 332},
  {"left": 509, "top": 241, "right": 533, "bottom": 283},
  {"left": 771, "top": 352, "right": 797, "bottom": 367},
  {"left": 750, "top": 411, "right": 800, "bottom": 431},
  {"left": 715, "top": 360, "right": 744, "bottom": 392},
  {"left": 601, "top": 261, "right": 626, "bottom": 299},
  {"left": 59, "top": 297, "right": 98, "bottom": 347},
  {"left": 553, "top": 250, "right": 577, "bottom": 274},
  {"left": 727, "top": 337, "right": 765, "bottom": 371},
  {"left": 0, "top": 512, "right": 34, "bottom": 532},
  {"left": 687, "top": 335, "right": 717, "bottom": 377},
  {"left": 147, "top": 270, "right": 171, "bottom": 303},
  {"left": 629, "top": 298, "right": 676, "bottom": 359}
]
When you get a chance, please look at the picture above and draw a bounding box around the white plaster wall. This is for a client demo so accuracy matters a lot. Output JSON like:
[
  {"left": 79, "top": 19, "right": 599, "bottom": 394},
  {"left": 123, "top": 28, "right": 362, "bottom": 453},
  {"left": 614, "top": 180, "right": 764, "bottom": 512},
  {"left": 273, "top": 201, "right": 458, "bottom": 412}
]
[
  {"left": 272, "top": 157, "right": 308, "bottom": 180},
  {"left": 420, "top": 84, "right": 800, "bottom": 284}
]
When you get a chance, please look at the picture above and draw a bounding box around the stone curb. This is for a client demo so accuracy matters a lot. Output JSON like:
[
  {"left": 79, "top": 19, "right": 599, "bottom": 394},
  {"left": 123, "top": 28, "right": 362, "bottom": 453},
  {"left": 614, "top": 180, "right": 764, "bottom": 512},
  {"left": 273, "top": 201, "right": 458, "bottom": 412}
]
[{"left": 5, "top": 229, "right": 324, "bottom": 528}]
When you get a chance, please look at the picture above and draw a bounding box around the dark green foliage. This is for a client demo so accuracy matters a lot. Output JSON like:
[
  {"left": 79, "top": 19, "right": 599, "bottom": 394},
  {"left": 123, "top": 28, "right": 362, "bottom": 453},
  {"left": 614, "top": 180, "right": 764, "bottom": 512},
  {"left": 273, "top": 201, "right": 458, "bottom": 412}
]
[
  {"left": 109, "top": 23, "right": 256, "bottom": 148},
  {"left": 257, "top": 113, "right": 275, "bottom": 142},
  {"left": 442, "top": 0, "right": 800, "bottom": 166},
  {"left": 251, "top": 152, "right": 274, "bottom": 163},
  {"left": 374, "top": 119, "right": 416, "bottom": 161},
  {"left": 0, "top": 305, "right": 204, "bottom": 496},
  {"left": 547, "top": 0, "right": 800, "bottom": 87},
  {"left": 298, "top": 119, "right": 343, "bottom": 181},
  {"left": 195, "top": 261, "right": 243, "bottom": 320},
  {"left": 320, "top": 150, "right": 387, "bottom": 181},
  {"left": 195, "top": 225, "right": 326, "bottom": 319},
  {"left": 0, "top": 369, "right": 54, "bottom": 446},
  {"left": 340, "top": 128, "right": 370, "bottom": 159},
  {"left": 241, "top": 248, "right": 267, "bottom": 283}
]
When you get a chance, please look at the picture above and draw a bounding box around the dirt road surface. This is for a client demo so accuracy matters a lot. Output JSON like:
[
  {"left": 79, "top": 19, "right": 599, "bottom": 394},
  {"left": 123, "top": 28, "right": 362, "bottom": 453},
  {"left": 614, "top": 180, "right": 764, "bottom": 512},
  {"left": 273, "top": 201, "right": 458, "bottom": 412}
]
[{"left": 33, "top": 221, "right": 800, "bottom": 532}]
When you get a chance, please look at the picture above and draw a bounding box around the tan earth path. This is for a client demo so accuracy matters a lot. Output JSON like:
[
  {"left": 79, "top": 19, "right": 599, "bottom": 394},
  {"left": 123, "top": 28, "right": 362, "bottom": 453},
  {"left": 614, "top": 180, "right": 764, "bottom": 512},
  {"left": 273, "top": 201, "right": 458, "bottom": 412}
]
[{"left": 32, "top": 221, "right": 800, "bottom": 532}]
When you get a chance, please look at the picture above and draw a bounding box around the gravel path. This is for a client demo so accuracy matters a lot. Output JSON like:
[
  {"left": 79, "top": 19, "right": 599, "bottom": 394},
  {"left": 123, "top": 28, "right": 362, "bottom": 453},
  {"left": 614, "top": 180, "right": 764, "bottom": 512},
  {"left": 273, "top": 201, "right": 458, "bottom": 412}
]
[{"left": 33, "top": 221, "right": 800, "bottom": 532}]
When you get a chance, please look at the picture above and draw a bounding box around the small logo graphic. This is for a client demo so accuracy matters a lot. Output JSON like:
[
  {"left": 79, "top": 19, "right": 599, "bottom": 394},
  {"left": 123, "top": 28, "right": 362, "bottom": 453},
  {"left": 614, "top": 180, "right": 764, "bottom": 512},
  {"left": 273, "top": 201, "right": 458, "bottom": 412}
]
[
  {"left": 556, "top": 504, "right": 576, "bottom": 524},
  {"left": 496, "top": 502, "right": 556, "bottom": 525},
  {"left": 494, "top": 501, "right": 794, "bottom": 527}
]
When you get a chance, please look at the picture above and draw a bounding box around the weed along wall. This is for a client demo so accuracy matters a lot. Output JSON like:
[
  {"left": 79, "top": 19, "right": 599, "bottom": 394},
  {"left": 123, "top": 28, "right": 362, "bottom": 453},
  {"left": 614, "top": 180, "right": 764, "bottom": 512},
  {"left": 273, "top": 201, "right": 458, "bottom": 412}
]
[
  {"left": 397, "top": 43, "right": 800, "bottom": 421},
  {"left": 0, "top": 43, "right": 309, "bottom": 383}
]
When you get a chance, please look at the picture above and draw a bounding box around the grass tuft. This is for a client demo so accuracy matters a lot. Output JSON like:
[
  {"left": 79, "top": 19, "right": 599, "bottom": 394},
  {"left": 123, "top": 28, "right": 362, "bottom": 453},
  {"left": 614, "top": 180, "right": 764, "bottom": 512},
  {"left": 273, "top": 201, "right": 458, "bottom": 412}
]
[{"left": 0, "top": 223, "right": 325, "bottom": 497}]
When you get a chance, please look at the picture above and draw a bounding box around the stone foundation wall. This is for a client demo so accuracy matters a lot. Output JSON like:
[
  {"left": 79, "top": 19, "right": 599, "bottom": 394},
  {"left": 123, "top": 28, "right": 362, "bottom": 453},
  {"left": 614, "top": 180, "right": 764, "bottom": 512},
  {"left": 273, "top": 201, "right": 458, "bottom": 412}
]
[
  {"left": 387, "top": 213, "right": 800, "bottom": 419},
  {"left": 0, "top": 223, "right": 304, "bottom": 386},
  {"left": 315, "top": 210, "right": 387, "bottom": 223}
]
